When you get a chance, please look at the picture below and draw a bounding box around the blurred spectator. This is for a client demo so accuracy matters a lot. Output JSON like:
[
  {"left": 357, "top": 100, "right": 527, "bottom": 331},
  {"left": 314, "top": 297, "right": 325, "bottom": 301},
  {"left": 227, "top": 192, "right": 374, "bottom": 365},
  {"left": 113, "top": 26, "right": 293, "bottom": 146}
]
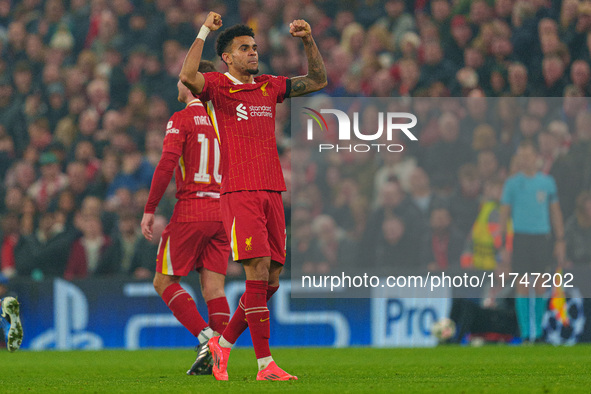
[
  {"left": 121, "top": 11, "right": 153, "bottom": 58},
  {"left": 361, "top": 180, "right": 424, "bottom": 270},
  {"left": 373, "top": 215, "right": 416, "bottom": 274},
  {"left": 27, "top": 152, "right": 68, "bottom": 212},
  {"left": 446, "top": 15, "right": 473, "bottom": 68},
  {"left": 14, "top": 207, "right": 79, "bottom": 279},
  {"left": 538, "top": 130, "right": 561, "bottom": 174},
  {"left": 60, "top": 161, "right": 91, "bottom": 207},
  {"left": 71, "top": 140, "right": 101, "bottom": 182},
  {"left": 12, "top": 61, "right": 34, "bottom": 106},
  {"left": 292, "top": 203, "right": 320, "bottom": 274},
  {"left": 517, "top": 112, "right": 542, "bottom": 144},
  {"left": 0, "top": 77, "right": 26, "bottom": 155},
  {"left": 141, "top": 51, "right": 178, "bottom": 111},
  {"left": 2, "top": 186, "right": 24, "bottom": 215},
  {"left": 106, "top": 148, "right": 154, "bottom": 198},
  {"left": 534, "top": 55, "right": 568, "bottom": 96},
  {"left": 507, "top": 62, "right": 530, "bottom": 96},
  {"left": 449, "top": 164, "right": 482, "bottom": 239},
  {"left": 476, "top": 150, "right": 502, "bottom": 184},
  {"left": 417, "top": 40, "right": 456, "bottom": 91},
  {"left": 396, "top": 58, "right": 420, "bottom": 96},
  {"left": 420, "top": 207, "right": 464, "bottom": 271},
  {"left": 423, "top": 111, "right": 473, "bottom": 192},
  {"left": 408, "top": 166, "right": 443, "bottom": 217},
  {"left": 565, "top": 192, "right": 591, "bottom": 267},
  {"left": 375, "top": 0, "right": 415, "bottom": 49},
  {"left": 87, "top": 149, "right": 120, "bottom": 198},
  {"left": 100, "top": 212, "right": 142, "bottom": 275},
  {"left": 79, "top": 195, "right": 118, "bottom": 237},
  {"left": 0, "top": 213, "right": 20, "bottom": 278},
  {"left": 461, "top": 92, "right": 493, "bottom": 145},
  {"left": 144, "top": 129, "right": 164, "bottom": 167},
  {"left": 461, "top": 177, "right": 512, "bottom": 271},
  {"left": 570, "top": 59, "right": 591, "bottom": 95},
  {"left": 64, "top": 214, "right": 112, "bottom": 280},
  {"left": 551, "top": 111, "right": 591, "bottom": 219},
  {"left": 45, "top": 83, "right": 68, "bottom": 132},
  {"left": 303, "top": 214, "right": 357, "bottom": 274},
  {"left": 325, "top": 178, "right": 366, "bottom": 238}
]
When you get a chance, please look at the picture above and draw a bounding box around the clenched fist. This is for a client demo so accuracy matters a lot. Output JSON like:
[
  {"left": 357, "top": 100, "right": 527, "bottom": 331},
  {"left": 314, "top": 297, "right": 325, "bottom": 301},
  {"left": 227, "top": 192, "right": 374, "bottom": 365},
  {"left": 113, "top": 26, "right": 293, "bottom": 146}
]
[
  {"left": 290, "top": 19, "right": 311, "bottom": 38},
  {"left": 204, "top": 11, "right": 223, "bottom": 31}
]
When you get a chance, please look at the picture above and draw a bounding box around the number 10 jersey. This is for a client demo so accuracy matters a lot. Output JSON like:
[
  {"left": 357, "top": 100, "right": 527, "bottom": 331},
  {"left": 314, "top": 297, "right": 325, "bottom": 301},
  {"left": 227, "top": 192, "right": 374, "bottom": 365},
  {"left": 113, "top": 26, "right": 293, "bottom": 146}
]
[{"left": 162, "top": 99, "right": 222, "bottom": 222}]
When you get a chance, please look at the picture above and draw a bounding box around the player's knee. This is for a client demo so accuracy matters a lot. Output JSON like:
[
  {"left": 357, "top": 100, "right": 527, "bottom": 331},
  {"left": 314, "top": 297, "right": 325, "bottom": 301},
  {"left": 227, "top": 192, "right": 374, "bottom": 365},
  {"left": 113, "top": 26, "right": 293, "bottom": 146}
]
[
  {"left": 153, "top": 274, "right": 178, "bottom": 296},
  {"left": 242, "top": 257, "right": 271, "bottom": 280},
  {"left": 153, "top": 275, "right": 165, "bottom": 296},
  {"left": 252, "top": 261, "right": 270, "bottom": 280},
  {"left": 202, "top": 285, "right": 225, "bottom": 302}
]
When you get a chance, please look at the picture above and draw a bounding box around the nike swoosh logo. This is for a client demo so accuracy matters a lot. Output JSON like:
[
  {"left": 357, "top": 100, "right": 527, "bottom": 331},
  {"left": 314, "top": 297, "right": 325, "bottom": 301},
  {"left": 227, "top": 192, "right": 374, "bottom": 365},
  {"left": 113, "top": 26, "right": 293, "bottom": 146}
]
[
  {"left": 229, "top": 88, "right": 246, "bottom": 93},
  {"left": 260, "top": 317, "right": 270, "bottom": 322}
]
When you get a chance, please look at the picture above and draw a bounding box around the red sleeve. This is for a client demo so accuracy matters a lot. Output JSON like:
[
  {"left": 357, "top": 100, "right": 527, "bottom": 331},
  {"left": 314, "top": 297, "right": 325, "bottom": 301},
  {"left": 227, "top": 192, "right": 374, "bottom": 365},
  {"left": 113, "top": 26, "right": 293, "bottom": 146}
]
[
  {"left": 144, "top": 151, "right": 179, "bottom": 214},
  {"left": 275, "top": 75, "right": 290, "bottom": 103},
  {"left": 198, "top": 72, "right": 216, "bottom": 102},
  {"left": 162, "top": 113, "right": 186, "bottom": 156}
]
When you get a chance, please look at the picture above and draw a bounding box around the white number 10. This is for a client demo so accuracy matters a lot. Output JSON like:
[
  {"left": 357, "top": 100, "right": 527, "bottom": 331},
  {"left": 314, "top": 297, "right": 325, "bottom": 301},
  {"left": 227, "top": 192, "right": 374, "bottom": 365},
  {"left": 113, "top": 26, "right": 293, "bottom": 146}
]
[{"left": 194, "top": 134, "right": 221, "bottom": 184}]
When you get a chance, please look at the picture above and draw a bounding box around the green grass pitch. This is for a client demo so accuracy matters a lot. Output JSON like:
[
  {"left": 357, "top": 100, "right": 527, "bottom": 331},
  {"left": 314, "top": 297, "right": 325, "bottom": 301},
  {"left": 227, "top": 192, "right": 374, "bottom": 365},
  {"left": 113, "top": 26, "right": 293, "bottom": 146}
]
[{"left": 1, "top": 346, "right": 590, "bottom": 393}]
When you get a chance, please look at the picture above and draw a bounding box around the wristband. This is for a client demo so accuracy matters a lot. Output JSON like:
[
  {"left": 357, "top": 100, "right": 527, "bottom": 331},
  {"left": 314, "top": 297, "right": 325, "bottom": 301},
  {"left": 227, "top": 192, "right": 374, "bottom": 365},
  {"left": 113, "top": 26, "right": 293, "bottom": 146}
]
[{"left": 197, "top": 25, "right": 210, "bottom": 41}]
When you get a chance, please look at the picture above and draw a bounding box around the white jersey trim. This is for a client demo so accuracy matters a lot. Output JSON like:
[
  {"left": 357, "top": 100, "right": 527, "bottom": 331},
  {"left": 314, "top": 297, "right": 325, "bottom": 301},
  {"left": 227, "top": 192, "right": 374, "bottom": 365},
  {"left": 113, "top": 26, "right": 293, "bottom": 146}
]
[{"left": 224, "top": 72, "right": 244, "bottom": 85}]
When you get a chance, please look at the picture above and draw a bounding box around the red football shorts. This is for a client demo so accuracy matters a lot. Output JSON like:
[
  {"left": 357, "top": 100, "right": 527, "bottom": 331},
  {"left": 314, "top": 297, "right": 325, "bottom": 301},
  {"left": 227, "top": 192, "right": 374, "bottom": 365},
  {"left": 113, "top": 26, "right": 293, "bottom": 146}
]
[
  {"left": 156, "top": 221, "right": 230, "bottom": 276},
  {"left": 221, "top": 190, "right": 287, "bottom": 264}
]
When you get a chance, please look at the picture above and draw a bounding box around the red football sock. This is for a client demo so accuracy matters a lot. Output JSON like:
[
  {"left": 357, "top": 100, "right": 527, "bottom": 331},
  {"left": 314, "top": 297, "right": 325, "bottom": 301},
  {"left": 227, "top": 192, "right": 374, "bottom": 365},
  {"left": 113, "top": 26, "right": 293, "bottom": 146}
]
[
  {"left": 207, "top": 296, "right": 230, "bottom": 334},
  {"left": 244, "top": 280, "right": 271, "bottom": 359},
  {"left": 161, "top": 283, "right": 207, "bottom": 337},
  {"left": 221, "top": 293, "right": 248, "bottom": 344},
  {"left": 221, "top": 285, "right": 279, "bottom": 343}
]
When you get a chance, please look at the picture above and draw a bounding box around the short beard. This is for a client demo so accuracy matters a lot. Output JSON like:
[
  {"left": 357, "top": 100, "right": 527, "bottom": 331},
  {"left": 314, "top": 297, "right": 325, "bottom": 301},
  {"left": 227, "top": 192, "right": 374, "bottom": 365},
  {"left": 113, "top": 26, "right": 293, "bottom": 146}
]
[{"left": 247, "top": 68, "right": 259, "bottom": 75}]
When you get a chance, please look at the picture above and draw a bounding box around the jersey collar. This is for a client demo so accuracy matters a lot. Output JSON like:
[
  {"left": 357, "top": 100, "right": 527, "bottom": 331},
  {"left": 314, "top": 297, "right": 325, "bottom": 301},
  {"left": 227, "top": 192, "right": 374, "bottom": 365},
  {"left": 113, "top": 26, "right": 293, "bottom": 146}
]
[
  {"left": 224, "top": 72, "right": 246, "bottom": 85},
  {"left": 186, "top": 99, "right": 203, "bottom": 108}
]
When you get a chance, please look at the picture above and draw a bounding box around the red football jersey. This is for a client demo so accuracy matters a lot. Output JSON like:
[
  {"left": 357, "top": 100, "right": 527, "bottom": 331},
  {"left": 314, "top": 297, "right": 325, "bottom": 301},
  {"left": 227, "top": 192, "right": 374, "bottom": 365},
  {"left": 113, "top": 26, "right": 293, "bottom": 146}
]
[
  {"left": 199, "top": 72, "right": 289, "bottom": 194},
  {"left": 163, "top": 99, "right": 222, "bottom": 222}
]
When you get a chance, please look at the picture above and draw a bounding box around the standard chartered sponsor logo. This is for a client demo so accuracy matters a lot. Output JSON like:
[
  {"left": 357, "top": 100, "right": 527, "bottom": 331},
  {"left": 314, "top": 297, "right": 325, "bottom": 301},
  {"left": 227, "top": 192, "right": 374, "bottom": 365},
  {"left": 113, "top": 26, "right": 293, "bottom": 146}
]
[
  {"left": 236, "top": 104, "right": 248, "bottom": 121},
  {"left": 236, "top": 103, "right": 273, "bottom": 120},
  {"left": 249, "top": 105, "right": 273, "bottom": 118}
]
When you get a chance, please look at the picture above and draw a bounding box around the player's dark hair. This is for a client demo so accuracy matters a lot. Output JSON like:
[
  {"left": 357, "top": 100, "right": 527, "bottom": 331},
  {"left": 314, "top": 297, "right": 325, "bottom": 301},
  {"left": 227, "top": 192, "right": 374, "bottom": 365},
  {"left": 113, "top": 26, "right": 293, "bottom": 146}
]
[
  {"left": 198, "top": 60, "right": 217, "bottom": 73},
  {"left": 216, "top": 25, "right": 255, "bottom": 60}
]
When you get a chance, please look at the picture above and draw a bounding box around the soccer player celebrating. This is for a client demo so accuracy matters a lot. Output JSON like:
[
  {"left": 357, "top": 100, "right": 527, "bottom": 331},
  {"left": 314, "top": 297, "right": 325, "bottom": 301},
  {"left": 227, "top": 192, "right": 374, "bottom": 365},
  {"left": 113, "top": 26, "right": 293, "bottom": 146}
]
[
  {"left": 179, "top": 12, "right": 327, "bottom": 381},
  {"left": 0, "top": 296, "right": 22, "bottom": 352},
  {"left": 141, "top": 61, "right": 231, "bottom": 376}
]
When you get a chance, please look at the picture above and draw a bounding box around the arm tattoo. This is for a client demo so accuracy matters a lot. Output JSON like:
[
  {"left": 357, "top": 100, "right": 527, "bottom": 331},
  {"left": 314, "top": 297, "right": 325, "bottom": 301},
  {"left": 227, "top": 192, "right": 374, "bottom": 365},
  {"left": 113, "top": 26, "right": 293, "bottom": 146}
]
[
  {"left": 303, "top": 39, "right": 326, "bottom": 85},
  {"left": 292, "top": 79, "right": 307, "bottom": 93},
  {"left": 290, "top": 36, "right": 327, "bottom": 97}
]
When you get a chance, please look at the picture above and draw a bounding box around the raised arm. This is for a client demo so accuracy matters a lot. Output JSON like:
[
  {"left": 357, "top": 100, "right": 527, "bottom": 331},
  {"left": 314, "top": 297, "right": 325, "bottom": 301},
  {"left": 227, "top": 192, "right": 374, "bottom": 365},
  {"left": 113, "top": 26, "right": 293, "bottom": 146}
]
[
  {"left": 289, "top": 20, "right": 328, "bottom": 97},
  {"left": 179, "top": 12, "right": 222, "bottom": 96}
]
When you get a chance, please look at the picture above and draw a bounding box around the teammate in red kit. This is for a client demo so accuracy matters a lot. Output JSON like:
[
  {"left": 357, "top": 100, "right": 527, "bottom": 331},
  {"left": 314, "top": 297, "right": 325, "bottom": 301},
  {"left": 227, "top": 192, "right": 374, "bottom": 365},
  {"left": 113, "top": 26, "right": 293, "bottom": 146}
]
[
  {"left": 179, "top": 12, "right": 326, "bottom": 381},
  {"left": 141, "top": 61, "right": 230, "bottom": 376}
]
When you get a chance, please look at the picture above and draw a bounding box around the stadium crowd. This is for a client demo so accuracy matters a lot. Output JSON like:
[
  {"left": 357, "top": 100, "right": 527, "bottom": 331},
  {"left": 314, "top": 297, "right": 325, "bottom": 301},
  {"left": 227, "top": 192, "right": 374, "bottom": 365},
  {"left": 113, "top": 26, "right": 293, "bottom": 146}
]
[{"left": 0, "top": 0, "right": 590, "bottom": 288}]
